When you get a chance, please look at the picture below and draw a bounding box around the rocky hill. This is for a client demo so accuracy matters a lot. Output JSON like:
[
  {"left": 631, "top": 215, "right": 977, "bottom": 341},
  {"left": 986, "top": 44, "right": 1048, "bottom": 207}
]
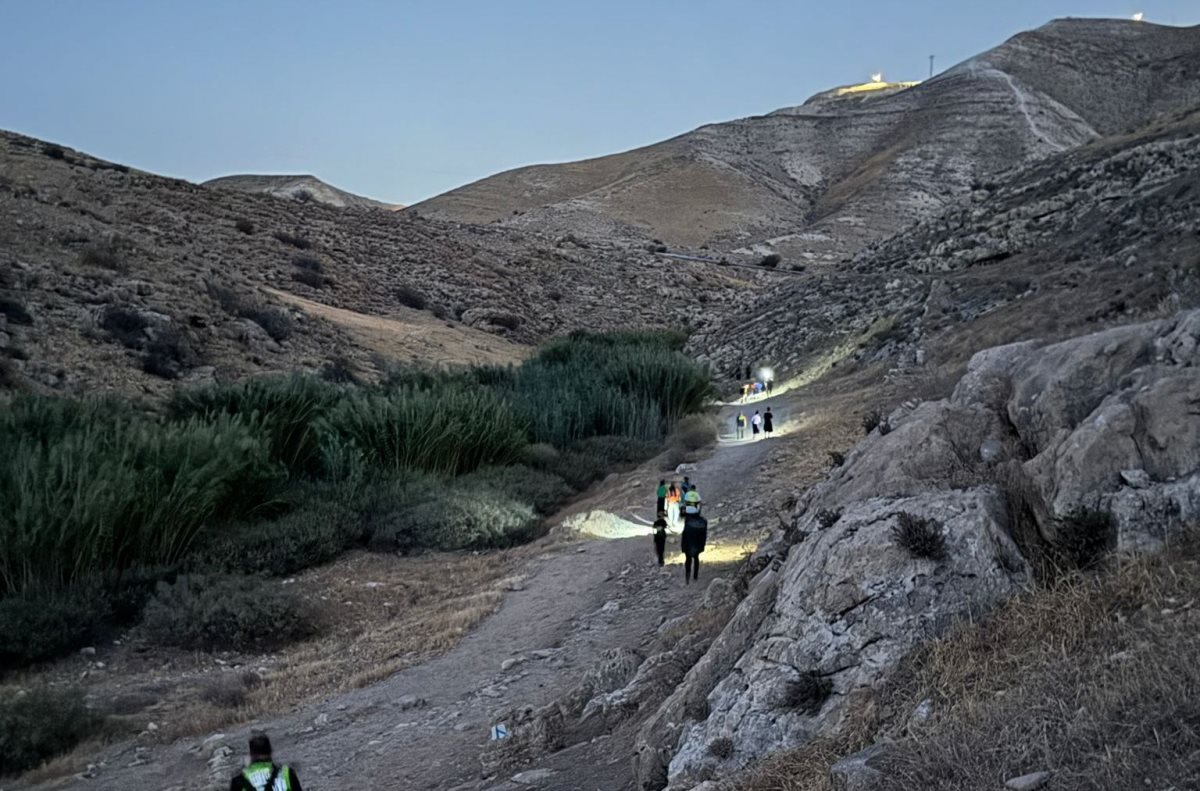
[
  {"left": 0, "top": 133, "right": 768, "bottom": 396},
  {"left": 203, "top": 174, "right": 401, "bottom": 210},
  {"left": 691, "top": 105, "right": 1200, "bottom": 387},
  {"left": 411, "top": 19, "right": 1200, "bottom": 265}
]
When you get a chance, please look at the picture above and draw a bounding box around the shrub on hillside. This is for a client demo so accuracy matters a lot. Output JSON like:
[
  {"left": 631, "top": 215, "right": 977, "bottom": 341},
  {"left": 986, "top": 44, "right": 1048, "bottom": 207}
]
[
  {"left": 199, "top": 671, "right": 261, "bottom": 709},
  {"left": 1054, "top": 507, "right": 1116, "bottom": 570},
  {"left": 193, "top": 499, "right": 363, "bottom": 577},
  {"left": 460, "top": 465, "right": 573, "bottom": 515},
  {"left": 272, "top": 231, "right": 312, "bottom": 250},
  {"left": 41, "top": 143, "right": 68, "bottom": 160},
  {"left": 394, "top": 285, "right": 428, "bottom": 310},
  {"left": 827, "top": 450, "right": 846, "bottom": 468},
  {"left": 291, "top": 254, "right": 323, "bottom": 273},
  {"left": 558, "top": 435, "right": 659, "bottom": 491},
  {"left": 891, "top": 512, "right": 947, "bottom": 560},
  {"left": 142, "top": 325, "right": 198, "bottom": 379},
  {"left": 708, "top": 736, "right": 735, "bottom": 759},
  {"left": 206, "top": 283, "right": 295, "bottom": 342},
  {"left": 524, "top": 442, "right": 560, "bottom": 471},
  {"left": 99, "top": 305, "right": 149, "bottom": 348},
  {"left": 0, "top": 687, "right": 100, "bottom": 776},
  {"left": 759, "top": 253, "right": 782, "bottom": 268},
  {"left": 775, "top": 671, "right": 833, "bottom": 714},
  {"left": 291, "top": 269, "right": 327, "bottom": 289},
  {"left": 0, "top": 297, "right": 33, "bottom": 326},
  {"left": 79, "top": 238, "right": 126, "bottom": 271},
  {"left": 861, "top": 409, "right": 883, "bottom": 435},
  {"left": 815, "top": 508, "right": 842, "bottom": 530},
  {"left": 234, "top": 219, "right": 255, "bottom": 235},
  {"left": 319, "top": 356, "right": 361, "bottom": 384},
  {"left": 0, "top": 583, "right": 112, "bottom": 667},
  {"left": 141, "top": 575, "right": 315, "bottom": 652}
]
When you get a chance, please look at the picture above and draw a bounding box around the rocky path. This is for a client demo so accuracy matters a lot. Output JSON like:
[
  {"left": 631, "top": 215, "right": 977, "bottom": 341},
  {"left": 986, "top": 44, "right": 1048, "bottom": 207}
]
[{"left": 26, "top": 398, "right": 800, "bottom": 791}]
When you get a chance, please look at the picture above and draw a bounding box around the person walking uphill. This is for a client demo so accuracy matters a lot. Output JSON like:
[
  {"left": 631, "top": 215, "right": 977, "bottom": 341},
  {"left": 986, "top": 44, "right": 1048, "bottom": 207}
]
[
  {"left": 751, "top": 410, "right": 762, "bottom": 439},
  {"left": 681, "top": 504, "right": 708, "bottom": 584},
  {"left": 763, "top": 407, "right": 774, "bottom": 438},
  {"left": 231, "top": 733, "right": 302, "bottom": 791},
  {"left": 652, "top": 511, "right": 668, "bottom": 566},
  {"left": 655, "top": 479, "right": 667, "bottom": 516},
  {"left": 735, "top": 412, "right": 747, "bottom": 440}
]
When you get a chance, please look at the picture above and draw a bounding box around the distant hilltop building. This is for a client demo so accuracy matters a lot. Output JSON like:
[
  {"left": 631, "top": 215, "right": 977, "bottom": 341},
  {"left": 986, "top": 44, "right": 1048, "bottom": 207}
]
[{"left": 836, "top": 73, "right": 922, "bottom": 97}]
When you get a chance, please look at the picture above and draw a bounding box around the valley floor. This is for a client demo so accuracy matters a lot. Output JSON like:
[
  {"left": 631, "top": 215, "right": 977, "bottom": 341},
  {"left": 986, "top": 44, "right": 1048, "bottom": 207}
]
[{"left": 17, "top": 381, "right": 864, "bottom": 791}]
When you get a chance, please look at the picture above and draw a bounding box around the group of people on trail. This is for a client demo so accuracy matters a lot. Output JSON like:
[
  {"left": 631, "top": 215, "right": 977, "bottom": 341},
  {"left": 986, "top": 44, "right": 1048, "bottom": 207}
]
[
  {"left": 739, "top": 379, "right": 773, "bottom": 402},
  {"left": 653, "top": 477, "right": 708, "bottom": 583},
  {"left": 735, "top": 407, "right": 774, "bottom": 440}
]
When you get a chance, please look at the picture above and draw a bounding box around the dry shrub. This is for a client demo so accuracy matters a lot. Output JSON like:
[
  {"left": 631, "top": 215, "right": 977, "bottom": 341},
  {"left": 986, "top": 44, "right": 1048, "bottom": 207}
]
[
  {"left": 861, "top": 409, "right": 883, "bottom": 435},
  {"left": 670, "top": 413, "right": 717, "bottom": 453},
  {"left": 890, "top": 513, "right": 947, "bottom": 560},
  {"left": 198, "top": 671, "right": 262, "bottom": 709},
  {"left": 815, "top": 509, "right": 841, "bottom": 530},
  {"left": 827, "top": 450, "right": 845, "bottom": 469},
  {"left": 775, "top": 672, "right": 833, "bottom": 715},
  {"left": 709, "top": 736, "right": 735, "bottom": 759}
]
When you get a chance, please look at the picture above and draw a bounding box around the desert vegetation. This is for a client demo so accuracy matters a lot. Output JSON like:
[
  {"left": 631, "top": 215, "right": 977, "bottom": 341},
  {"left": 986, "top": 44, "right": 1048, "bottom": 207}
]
[{"left": 0, "top": 329, "right": 710, "bottom": 671}]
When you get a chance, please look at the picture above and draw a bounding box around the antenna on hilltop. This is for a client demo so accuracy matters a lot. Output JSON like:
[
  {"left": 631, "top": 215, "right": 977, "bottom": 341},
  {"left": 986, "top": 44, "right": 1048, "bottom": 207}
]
[{"left": 929, "top": 55, "right": 935, "bottom": 78}]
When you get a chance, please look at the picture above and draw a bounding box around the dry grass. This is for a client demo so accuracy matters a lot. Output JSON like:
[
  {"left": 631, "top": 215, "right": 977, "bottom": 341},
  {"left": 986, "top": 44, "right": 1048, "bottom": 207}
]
[{"left": 728, "top": 537, "right": 1200, "bottom": 791}]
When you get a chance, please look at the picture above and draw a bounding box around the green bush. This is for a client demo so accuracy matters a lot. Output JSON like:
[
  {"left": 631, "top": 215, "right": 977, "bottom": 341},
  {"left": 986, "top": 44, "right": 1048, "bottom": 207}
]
[
  {"left": 170, "top": 375, "right": 341, "bottom": 474},
  {"left": 140, "top": 575, "right": 315, "bottom": 652},
  {"left": 324, "top": 385, "right": 528, "bottom": 476},
  {"left": 0, "top": 297, "right": 33, "bottom": 326},
  {"left": 558, "top": 435, "right": 659, "bottom": 491},
  {"left": 460, "top": 465, "right": 572, "bottom": 515},
  {"left": 0, "top": 687, "right": 100, "bottom": 776},
  {"left": 0, "top": 583, "right": 112, "bottom": 667},
  {"left": 193, "top": 499, "right": 362, "bottom": 576},
  {"left": 362, "top": 476, "right": 539, "bottom": 551},
  {"left": 0, "top": 396, "right": 281, "bottom": 595}
]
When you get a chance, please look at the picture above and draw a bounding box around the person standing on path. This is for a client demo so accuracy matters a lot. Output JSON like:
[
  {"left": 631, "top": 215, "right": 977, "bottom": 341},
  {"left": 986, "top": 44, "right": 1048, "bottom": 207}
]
[
  {"left": 655, "top": 479, "right": 667, "bottom": 516},
  {"left": 763, "top": 407, "right": 774, "bottom": 438},
  {"left": 751, "top": 410, "right": 762, "bottom": 439},
  {"left": 230, "top": 733, "right": 302, "bottom": 791},
  {"left": 667, "top": 481, "right": 681, "bottom": 527},
  {"left": 681, "top": 504, "right": 708, "bottom": 584},
  {"left": 735, "top": 412, "right": 747, "bottom": 440},
  {"left": 652, "top": 511, "right": 669, "bottom": 566}
]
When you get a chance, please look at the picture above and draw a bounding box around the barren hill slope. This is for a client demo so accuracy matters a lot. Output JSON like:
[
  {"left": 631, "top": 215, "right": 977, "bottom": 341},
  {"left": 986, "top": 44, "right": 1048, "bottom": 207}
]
[
  {"left": 692, "top": 105, "right": 1200, "bottom": 386},
  {"left": 412, "top": 19, "right": 1200, "bottom": 264},
  {"left": 0, "top": 133, "right": 768, "bottom": 396},
  {"left": 203, "top": 174, "right": 400, "bottom": 210}
]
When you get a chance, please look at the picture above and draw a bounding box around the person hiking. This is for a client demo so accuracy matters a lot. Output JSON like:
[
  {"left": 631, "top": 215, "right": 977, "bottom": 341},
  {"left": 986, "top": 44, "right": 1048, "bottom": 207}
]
[
  {"left": 681, "top": 504, "right": 708, "bottom": 584},
  {"left": 655, "top": 479, "right": 667, "bottom": 516},
  {"left": 766, "top": 378, "right": 774, "bottom": 395},
  {"left": 666, "top": 481, "right": 681, "bottom": 526},
  {"left": 683, "top": 485, "right": 702, "bottom": 514},
  {"left": 735, "top": 412, "right": 747, "bottom": 439},
  {"left": 652, "top": 511, "right": 669, "bottom": 566},
  {"left": 230, "top": 733, "right": 302, "bottom": 791},
  {"left": 763, "top": 407, "right": 775, "bottom": 438},
  {"left": 681, "top": 476, "right": 692, "bottom": 496},
  {"left": 751, "top": 410, "right": 762, "bottom": 439}
]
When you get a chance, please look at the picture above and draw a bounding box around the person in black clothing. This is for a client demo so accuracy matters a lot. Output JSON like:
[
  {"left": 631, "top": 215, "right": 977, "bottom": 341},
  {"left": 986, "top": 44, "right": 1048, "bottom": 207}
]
[
  {"left": 652, "top": 511, "right": 669, "bottom": 566},
  {"left": 763, "top": 407, "right": 774, "bottom": 437},
  {"left": 680, "top": 505, "right": 708, "bottom": 583},
  {"left": 230, "top": 733, "right": 302, "bottom": 791}
]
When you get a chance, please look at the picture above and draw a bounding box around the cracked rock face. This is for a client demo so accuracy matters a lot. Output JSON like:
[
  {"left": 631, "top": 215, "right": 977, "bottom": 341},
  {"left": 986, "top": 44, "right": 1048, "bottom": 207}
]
[{"left": 645, "top": 310, "right": 1200, "bottom": 789}]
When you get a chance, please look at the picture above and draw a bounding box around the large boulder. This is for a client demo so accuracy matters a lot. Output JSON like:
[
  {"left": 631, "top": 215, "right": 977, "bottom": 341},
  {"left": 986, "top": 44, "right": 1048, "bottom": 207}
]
[{"left": 640, "top": 310, "right": 1200, "bottom": 789}]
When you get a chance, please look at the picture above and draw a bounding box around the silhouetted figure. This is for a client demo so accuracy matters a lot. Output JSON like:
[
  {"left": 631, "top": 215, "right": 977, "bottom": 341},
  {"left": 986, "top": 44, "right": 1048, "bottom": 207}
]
[
  {"left": 763, "top": 407, "right": 774, "bottom": 437},
  {"left": 751, "top": 410, "right": 762, "bottom": 439},
  {"left": 655, "top": 479, "right": 667, "bottom": 515},
  {"left": 231, "top": 733, "right": 302, "bottom": 791},
  {"left": 681, "top": 505, "right": 708, "bottom": 584},
  {"left": 652, "top": 511, "right": 668, "bottom": 566},
  {"left": 735, "top": 412, "right": 747, "bottom": 439}
]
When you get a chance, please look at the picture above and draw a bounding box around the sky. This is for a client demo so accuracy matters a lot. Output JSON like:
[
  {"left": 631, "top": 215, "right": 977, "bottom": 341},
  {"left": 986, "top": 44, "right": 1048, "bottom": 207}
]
[{"left": 2, "top": 1, "right": 1197, "bottom": 205}]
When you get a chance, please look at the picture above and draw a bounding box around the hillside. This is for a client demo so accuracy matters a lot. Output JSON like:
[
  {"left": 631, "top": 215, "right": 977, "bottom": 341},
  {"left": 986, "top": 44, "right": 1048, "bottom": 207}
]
[
  {"left": 203, "top": 173, "right": 401, "bottom": 210},
  {"left": 0, "top": 133, "right": 768, "bottom": 396},
  {"left": 411, "top": 19, "right": 1200, "bottom": 265},
  {"left": 691, "top": 104, "right": 1200, "bottom": 387}
]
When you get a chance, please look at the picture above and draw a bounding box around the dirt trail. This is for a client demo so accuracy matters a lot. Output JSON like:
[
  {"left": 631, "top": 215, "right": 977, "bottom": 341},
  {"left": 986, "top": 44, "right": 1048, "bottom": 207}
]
[{"left": 25, "top": 396, "right": 810, "bottom": 791}]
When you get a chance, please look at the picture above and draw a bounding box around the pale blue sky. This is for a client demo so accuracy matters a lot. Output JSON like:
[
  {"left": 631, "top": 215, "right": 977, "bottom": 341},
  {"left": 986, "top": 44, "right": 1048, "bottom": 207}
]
[{"left": 2, "top": 1, "right": 1196, "bottom": 204}]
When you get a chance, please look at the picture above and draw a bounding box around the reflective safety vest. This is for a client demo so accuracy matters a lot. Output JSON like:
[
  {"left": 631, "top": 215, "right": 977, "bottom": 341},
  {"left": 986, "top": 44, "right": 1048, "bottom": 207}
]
[
  {"left": 242, "top": 762, "right": 294, "bottom": 791},
  {"left": 683, "top": 490, "right": 701, "bottom": 505}
]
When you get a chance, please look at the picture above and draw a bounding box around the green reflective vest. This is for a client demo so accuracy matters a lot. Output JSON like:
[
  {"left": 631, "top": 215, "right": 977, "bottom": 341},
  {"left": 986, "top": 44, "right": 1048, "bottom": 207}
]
[{"left": 242, "top": 762, "right": 294, "bottom": 791}]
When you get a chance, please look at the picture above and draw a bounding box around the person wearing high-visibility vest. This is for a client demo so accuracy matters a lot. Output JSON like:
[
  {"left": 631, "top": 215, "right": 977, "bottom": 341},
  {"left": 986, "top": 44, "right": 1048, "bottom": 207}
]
[{"left": 230, "top": 733, "right": 302, "bottom": 791}]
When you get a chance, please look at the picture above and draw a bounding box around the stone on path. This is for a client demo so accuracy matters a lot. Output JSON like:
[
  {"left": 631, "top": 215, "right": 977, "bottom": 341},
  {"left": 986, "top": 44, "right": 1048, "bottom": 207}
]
[
  {"left": 511, "top": 768, "right": 557, "bottom": 785},
  {"left": 1005, "top": 771, "right": 1053, "bottom": 790}
]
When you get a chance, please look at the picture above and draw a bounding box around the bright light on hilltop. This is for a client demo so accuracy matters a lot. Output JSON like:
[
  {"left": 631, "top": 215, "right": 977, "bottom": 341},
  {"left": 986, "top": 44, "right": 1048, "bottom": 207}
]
[
  {"left": 870, "top": 72, "right": 884, "bottom": 83},
  {"left": 1132, "top": 11, "right": 1145, "bottom": 21}
]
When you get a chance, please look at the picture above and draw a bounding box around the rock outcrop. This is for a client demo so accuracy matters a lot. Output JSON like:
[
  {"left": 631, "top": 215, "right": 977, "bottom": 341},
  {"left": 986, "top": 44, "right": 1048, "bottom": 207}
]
[{"left": 637, "top": 310, "right": 1200, "bottom": 789}]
